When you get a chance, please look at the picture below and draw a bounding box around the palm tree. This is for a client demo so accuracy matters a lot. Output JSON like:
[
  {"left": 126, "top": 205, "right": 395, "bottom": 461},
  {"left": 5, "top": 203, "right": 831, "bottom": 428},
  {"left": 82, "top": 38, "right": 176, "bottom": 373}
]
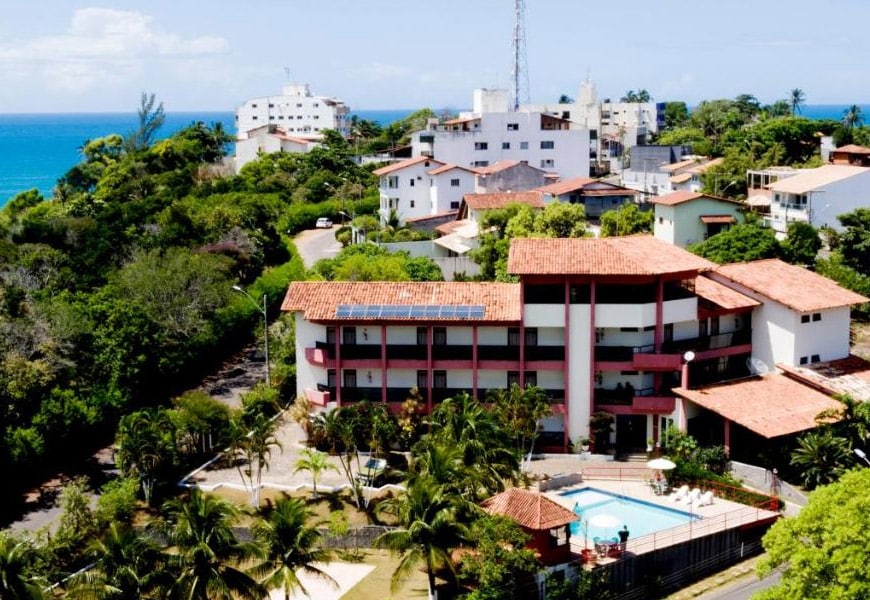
[
  {"left": 843, "top": 104, "right": 864, "bottom": 130},
  {"left": 294, "top": 448, "right": 338, "bottom": 499},
  {"left": 374, "top": 478, "right": 472, "bottom": 600},
  {"left": 228, "top": 412, "right": 282, "bottom": 507},
  {"left": 158, "top": 488, "right": 265, "bottom": 600},
  {"left": 790, "top": 430, "right": 851, "bottom": 489},
  {"left": 0, "top": 535, "right": 45, "bottom": 600},
  {"left": 790, "top": 88, "right": 806, "bottom": 115},
  {"left": 251, "top": 497, "right": 336, "bottom": 600},
  {"left": 66, "top": 523, "right": 163, "bottom": 600}
]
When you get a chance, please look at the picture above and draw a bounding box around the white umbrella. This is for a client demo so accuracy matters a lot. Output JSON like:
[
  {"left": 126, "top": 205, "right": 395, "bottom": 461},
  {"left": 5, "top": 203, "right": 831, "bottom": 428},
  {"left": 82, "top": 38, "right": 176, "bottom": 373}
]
[
  {"left": 647, "top": 457, "right": 676, "bottom": 470},
  {"left": 588, "top": 514, "right": 620, "bottom": 529}
]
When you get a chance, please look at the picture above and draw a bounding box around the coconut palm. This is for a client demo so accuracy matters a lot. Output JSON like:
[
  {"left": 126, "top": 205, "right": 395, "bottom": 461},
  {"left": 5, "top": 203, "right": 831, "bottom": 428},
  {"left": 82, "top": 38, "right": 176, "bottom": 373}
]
[
  {"left": 158, "top": 488, "right": 265, "bottom": 600},
  {"left": 374, "top": 478, "right": 472, "bottom": 600},
  {"left": 251, "top": 497, "right": 335, "bottom": 600},
  {"left": 294, "top": 448, "right": 338, "bottom": 499},
  {"left": 0, "top": 535, "right": 45, "bottom": 600},
  {"left": 790, "top": 430, "right": 851, "bottom": 489},
  {"left": 228, "top": 412, "right": 282, "bottom": 507},
  {"left": 66, "top": 523, "right": 163, "bottom": 600},
  {"left": 790, "top": 88, "right": 806, "bottom": 115},
  {"left": 843, "top": 104, "right": 864, "bottom": 130}
]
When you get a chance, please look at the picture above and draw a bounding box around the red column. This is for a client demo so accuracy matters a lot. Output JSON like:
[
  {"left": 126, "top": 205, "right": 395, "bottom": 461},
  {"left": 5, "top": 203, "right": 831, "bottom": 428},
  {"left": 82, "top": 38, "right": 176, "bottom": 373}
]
[
  {"left": 519, "top": 284, "right": 526, "bottom": 388},
  {"left": 472, "top": 325, "right": 479, "bottom": 399}
]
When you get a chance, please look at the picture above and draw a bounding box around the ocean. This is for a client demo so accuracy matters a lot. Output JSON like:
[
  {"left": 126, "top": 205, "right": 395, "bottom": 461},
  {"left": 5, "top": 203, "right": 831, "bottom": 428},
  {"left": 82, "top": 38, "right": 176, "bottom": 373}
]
[
  {"left": 0, "top": 109, "right": 415, "bottom": 204},
  {"left": 0, "top": 105, "right": 865, "bottom": 205}
]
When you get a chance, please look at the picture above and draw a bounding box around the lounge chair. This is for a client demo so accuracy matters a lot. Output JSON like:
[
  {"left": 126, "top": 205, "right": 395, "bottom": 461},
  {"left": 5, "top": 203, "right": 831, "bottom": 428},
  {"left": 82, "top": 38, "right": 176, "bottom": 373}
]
[
  {"left": 670, "top": 485, "right": 689, "bottom": 502},
  {"left": 697, "top": 490, "right": 714, "bottom": 506},
  {"left": 355, "top": 457, "right": 387, "bottom": 486},
  {"left": 682, "top": 488, "right": 702, "bottom": 504}
]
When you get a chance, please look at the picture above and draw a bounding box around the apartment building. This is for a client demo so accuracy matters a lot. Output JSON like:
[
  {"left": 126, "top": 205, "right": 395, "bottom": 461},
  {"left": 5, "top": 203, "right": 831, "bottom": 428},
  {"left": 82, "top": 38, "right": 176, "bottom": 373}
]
[
  {"left": 235, "top": 83, "right": 350, "bottom": 140},
  {"left": 283, "top": 236, "right": 866, "bottom": 455}
]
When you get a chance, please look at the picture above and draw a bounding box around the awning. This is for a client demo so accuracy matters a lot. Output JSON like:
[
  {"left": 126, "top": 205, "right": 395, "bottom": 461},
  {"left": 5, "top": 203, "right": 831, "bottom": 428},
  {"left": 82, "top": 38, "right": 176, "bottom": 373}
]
[
  {"left": 669, "top": 173, "right": 692, "bottom": 184},
  {"left": 700, "top": 215, "right": 737, "bottom": 224},
  {"left": 434, "top": 233, "right": 473, "bottom": 254},
  {"left": 674, "top": 373, "right": 842, "bottom": 438},
  {"left": 746, "top": 195, "right": 771, "bottom": 207}
]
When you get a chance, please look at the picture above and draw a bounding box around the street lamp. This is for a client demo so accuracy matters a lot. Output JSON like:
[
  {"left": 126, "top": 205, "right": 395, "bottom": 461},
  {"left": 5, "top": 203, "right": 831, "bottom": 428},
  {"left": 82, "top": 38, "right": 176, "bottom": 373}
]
[
  {"left": 232, "top": 285, "right": 270, "bottom": 387},
  {"left": 855, "top": 448, "right": 870, "bottom": 467}
]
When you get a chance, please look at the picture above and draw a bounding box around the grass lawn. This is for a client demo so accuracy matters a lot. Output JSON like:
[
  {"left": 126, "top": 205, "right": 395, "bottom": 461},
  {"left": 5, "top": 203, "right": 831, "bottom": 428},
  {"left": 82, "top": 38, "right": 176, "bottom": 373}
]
[{"left": 339, "top": 549, "right": 430, "bottom": 600}]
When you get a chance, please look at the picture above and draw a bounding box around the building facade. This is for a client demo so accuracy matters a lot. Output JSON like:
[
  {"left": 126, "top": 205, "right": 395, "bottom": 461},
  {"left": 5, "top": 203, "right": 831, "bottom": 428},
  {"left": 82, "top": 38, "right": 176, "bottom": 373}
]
[{"left": 235, "top": 83, "right": 350, "bottom": 140}]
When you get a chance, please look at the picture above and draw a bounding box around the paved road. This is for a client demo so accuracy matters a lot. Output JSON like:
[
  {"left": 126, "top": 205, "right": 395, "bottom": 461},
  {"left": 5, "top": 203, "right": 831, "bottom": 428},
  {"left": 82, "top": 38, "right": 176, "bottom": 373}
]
[
  {"left": 294, "top": 226, "right": 342, "bottom": 268},
  {"left": 696, "top": 569, "right": 782, "bottom": 599}
]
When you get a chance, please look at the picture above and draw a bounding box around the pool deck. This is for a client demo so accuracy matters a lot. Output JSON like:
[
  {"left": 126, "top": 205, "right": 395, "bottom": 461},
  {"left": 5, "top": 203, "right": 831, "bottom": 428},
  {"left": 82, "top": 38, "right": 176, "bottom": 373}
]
[{"left": 543, "top": 478, "right": 781, "bottom": 561}]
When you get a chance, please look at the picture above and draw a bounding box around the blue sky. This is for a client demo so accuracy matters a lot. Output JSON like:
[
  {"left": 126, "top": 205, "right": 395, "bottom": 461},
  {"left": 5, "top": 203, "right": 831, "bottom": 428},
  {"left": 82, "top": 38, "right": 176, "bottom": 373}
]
[{"left": 0, "top": 0, "right": 867, "bottom": 113}]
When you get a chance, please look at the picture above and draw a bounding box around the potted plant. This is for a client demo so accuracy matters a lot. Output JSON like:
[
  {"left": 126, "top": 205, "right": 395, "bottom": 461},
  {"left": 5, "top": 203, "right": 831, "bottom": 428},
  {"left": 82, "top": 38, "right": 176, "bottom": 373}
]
[{"left": 575, "top": 437, "right": 591, "bottom": 454}]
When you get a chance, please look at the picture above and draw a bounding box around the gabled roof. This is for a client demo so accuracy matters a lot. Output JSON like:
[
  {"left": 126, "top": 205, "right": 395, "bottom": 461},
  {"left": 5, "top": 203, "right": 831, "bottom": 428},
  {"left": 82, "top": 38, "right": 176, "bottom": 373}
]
[
  {"left": 660, "top": 159, "right": 697, "bottom": 173},
  {"left": 463, "top": 191, "right": 545, "bottom": 210},
  {"left": 282, "top": 282, "right": 521, "bottom": 322},
  {"left": 832, "top": 144, "right": 870, "bottom": 155},
  {"left": 535, "top": 176, "right": 595, "bottom": 195},
  {"left": 674, "top": 374, "right": 842, "bottom": 438},
  {"left": 694, "top": 275, "right": 761, "bottom": 312},
  {"left": 768, "top": 164, "right": 870, "bottom": 194},
  {"left": 713, "top": 259, "right": 868, "bottom": 312},
  {"left": 475, "top": 160, "right": 547, "bottom": 176},
  {"left": 482, "top": 488, "right": 578, "bottom": 530},
  {"left": 428, "top": 163, "right": 477, "bottom": 176},
  {"left": 669, "top": 173, "right": 692, "bottom": 184},
  {"left": 778, "top": 355, "right": 870, "bottom": 402},
  {"left": 372, "top": 156, "right": 445, "bottom": 176},
  {"left": 688, "top": 157, "right": 725, "bottom": 174},
  {"left": 651, "top": 191, "right": 742, "bottom": 207},
  {"left": 508, "top": 235, "right": 715, "bottom": 277}
]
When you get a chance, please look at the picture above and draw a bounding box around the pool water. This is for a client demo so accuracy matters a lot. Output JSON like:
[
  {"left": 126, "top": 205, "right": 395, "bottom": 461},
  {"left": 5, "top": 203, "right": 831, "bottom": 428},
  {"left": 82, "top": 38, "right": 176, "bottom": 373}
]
[{"left": 559, "top": 487, "right": 700, "bottom": 542}]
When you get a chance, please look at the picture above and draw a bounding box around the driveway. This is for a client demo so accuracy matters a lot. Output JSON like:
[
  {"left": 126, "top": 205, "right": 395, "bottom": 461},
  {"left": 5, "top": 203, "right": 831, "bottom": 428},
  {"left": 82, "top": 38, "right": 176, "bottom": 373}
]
[{"left": 294, "top": 226, "right": 342, "bottom": 269}]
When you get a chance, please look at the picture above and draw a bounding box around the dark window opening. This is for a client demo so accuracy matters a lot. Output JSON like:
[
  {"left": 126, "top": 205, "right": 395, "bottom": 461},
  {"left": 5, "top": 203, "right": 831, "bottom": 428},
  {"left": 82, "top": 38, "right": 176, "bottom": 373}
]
[
  {"left": 343, "top": 370, "right": 357, "bottom": 388},
  {"left": 343, "top": 327, "right": 356, "bottom": 345},
  {"left": 433, "top": 370, "right": 447, "bottom": 388},
  {"left": 433, "top": 327, "right": 447, "bottom": 345}
]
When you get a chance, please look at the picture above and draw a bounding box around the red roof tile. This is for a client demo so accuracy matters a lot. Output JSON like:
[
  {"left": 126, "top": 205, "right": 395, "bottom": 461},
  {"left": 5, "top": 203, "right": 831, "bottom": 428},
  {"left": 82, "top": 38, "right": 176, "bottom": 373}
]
[
  {"left": 428, "top": 163, "right": 477, "bottom": 175},
  {"left": 508, "top": 235, "right": 715, "bottom": 277},
  {"left": 674, "top": 374, "right": 843, "bottom": 438},
  {"left": 535, "top": 176, "right": 596, "bottom": 195},
  {"left": 464, "top": 191, "right": 545, "bottom": 210},
  {"left": 482, "top": 488, "right": 578, "bottom": 530},
  {"left": 475, "top": 160, "right": 524, "bottom": 175},
  {"left": 714, "top": 259, "right": 868, "bottom": 312},
  {"left": 694, "top": 276, "right": 760, "bottom": 311},
  {"left": 777, "top": 355, "right": 870, "bottom": 402},
  {"left": 651, "top": 191, "right": 741, "bottom": 207},
  {"left": 372, "top": 156, "right": 444, "bottom": 176},
  {"left": 833, "top": 144, "right": 870, "bottom": 155},
  {"left": 281, "top": 282, "right": 521, "bottom": 322}
]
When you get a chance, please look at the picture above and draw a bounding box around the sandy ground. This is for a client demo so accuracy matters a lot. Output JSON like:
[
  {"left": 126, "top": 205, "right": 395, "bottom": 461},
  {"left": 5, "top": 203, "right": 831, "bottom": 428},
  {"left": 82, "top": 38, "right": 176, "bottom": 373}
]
[{"left": 269, "top": 562, "right": 375, "bottom": 600}]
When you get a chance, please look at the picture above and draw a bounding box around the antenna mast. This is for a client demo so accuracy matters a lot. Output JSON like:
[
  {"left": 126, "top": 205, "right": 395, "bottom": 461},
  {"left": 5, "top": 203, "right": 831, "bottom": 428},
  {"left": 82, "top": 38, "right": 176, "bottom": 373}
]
[{"left": 511, "top": 0, "right": 529, "bottom": 111}]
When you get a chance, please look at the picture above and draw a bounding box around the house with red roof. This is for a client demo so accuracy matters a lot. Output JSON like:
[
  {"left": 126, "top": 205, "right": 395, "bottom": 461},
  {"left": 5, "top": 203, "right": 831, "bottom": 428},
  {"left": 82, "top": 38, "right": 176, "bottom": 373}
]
[
  {"left": 536, "top": 177, "right": 638, "bottom": 218},
  {"left": 233, "top": 124, "right": 320, "bottom": 172},
  {"left": 283, "top": 236, "right": 867, "bottom": 459},
  {"left": 651, "top": 191, "right": 745, "bottom": 248},
  {"left": 474, "top": 160, "right": 552, "bottom": 194}
]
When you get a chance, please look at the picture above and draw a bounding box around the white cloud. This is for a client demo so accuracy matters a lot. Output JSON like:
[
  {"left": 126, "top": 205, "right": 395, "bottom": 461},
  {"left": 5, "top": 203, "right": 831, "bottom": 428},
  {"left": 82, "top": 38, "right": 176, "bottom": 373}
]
[
  {"left": 0, "top": 7, "right": 228, "bottom": 96},
  {"left": 351, "top": 62, "right": 414, "bottom": 82}
]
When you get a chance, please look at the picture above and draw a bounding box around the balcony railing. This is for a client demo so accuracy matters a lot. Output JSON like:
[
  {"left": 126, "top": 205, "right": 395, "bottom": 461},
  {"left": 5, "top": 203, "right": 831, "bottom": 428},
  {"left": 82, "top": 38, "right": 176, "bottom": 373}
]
[
  {"left": 311, "top": 342, "right": 566, "bottom": 364},
  {"left": 596, "top": 329, "right": 752, "bottom": 364}
]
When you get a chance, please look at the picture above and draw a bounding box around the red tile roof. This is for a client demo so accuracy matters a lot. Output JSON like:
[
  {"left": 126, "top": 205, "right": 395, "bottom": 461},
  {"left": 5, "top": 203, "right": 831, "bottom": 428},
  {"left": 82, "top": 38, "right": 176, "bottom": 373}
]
[
  {"left": 282, "top": 282, "right": 521, "bottom": 322},
  {"left": 651, "top": 191, "right": 742, "bottom": 207},
  {"left": 403, "top": 211, "right": 457, "bottom": 224},
  {"left": 372, "top": 156, "right": 444, "bottom": 176},
  {"left": 482, "top": 488, "right": 578, "bottom": 530},
  {"left": 475, "top": 160, "right": 524, "bottom": 175},
  {"left": 674, "top": 374, "right": 843, "bottom": 438},
  {"left": 535, "top": 177, "right": 596, "bottom": 195},
  {"left": 464, "top": 191, "right": 545, "bottom": 210},
  {"left": 508, "top": 235, "right": 715, "bottom": 277},
  {"left": 694, "top": 276, "right": 760, "bottom": 311},
  {"left": 777, "top": 355, "right": 870, "bottom": 402},
  {"left": 714, "top": 259, "right": 868, "bottom": 312},
  {"left": 428, "top": 163, "right": 476, "bottom": 175},
  {"left": 833, "top": 144, "right": 870, "bottom": 155}
]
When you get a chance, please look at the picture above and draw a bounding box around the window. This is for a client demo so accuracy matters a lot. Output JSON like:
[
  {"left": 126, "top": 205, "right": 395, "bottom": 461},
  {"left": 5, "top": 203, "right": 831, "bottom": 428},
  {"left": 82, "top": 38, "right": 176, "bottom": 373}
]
[
  {"left": 326, "top": 327, "right": 336, "bottom": 345},
  {"left": 800, "top": 356, "right": 809, "bottom": 365},
  {"left": 472, "top": 160, "right": 489, "bottom": 167},
  {"left": 252, "top": 116, "right": 258, "bottom": 120},
  {"left": 450, "top": 201, "right": 460, "bottom": 209},
  {"left": 540, "top": 141, "right": 555, "bottom": 149},
  {"left": 327, "top": 369, "right": 336, "bottom": 388},
  {"left": 474, "top": 142, "right": 489, "bottom": 151},
  {"left": 525, "top": 371, "right": 538, "bottom": 387},
  {"left": 417, "top": 327, "right": 428, "bottom": 346},
  {"left": 417, "top": 370, "right": 428, "bottom": 389},
  {"left": 812, "top": 313, "right": 821, "bottom": 322},
  {"left": 525, "top": 328, "right": 538, "bottom": 346},
  {"left": 451, "top": 178, "right": 461, "bottom": 187},
  {"left": 507, "top": 371, "right": 520, "bottom": 386},
  {"left": 508, "top": 327, "right": 521, "bottom": 346},
  {"left": 664, "top": 324, "right": 673, "bottom": 343},
  {"left": 801, "top": 315, "right": 810, "bottom": 323},
  {"left": 540, "top": 159, "right": 554, "bottom": 168},
  {"left": 410, "top": 200, "right": 415, "bottom": 208},
  {"left": 342, "top": 327, "right": 356, "bottom": 345},
  {"left": 711, "top": 316, "right": 720, "bottom": 336},
  {"left": 433, "top": 370, "right": 447, "bottom": 388},
  {"left": 811, "top": 354, "right": 821, "bottom": 362},
  {"left": 251, "top": 103, "right": 258, "bottom": 108},
  {"left": 550, "top": 526, "right": 568, "bottom": 547},
  {"left": 409, "top": 178, "right": 415, "bottom": 187},
  {"left": 658, "top": 216, "right": 663, "bottom": 224},
  {"left": 387, "top": 176, "right": 399, "bottom": 189},
  {"left": 502, "top": 142, "right": 510, "bottom": 150},
  {"left": 343, "top": 369, "right": 357, "bottom": 388},
  {"left": 520, "top": 141, "right": 529, "bottom": 150},
  {"left": 698, "top": 320, "right": 708, "bottom": 338},
  {"left": 507, "top": 123, "right": 519, "bottom": 131},
  {"left": 268, "top": 103, "right": 274, "bottom": 108},
  {"left": 433, "top": 327, "right": 447, "bottom": 345},
  {"left": 620, "top": 327, "right": 639, "bottom": 332}
]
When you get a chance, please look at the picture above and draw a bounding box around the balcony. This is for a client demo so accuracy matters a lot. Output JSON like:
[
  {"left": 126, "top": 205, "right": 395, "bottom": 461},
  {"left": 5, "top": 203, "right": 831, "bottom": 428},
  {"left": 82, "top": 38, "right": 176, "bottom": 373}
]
[
  {"left": 309, "top": 342, "right": 566, "bottom": 367},
  {"left": 594, "top": 386, "right": 676, "bottom": 414},
  {"left": 632, "top": 395, "right": 675, "bottom": 413},
  {"left": 596, "top": 329, "right": 752, "bottom": 367}
]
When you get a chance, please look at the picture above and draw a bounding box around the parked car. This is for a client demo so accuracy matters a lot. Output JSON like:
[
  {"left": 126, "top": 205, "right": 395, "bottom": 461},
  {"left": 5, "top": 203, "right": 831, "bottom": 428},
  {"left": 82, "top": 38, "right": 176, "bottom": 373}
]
[{"left": 315, "top": 217, "right": 333, "bottom": 229}]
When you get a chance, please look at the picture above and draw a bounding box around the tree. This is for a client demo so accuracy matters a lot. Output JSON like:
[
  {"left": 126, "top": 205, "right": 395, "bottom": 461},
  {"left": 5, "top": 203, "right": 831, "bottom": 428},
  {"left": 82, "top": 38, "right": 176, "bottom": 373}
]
[
  {"left": 836, "top": 208, "right": 870, "bottom": 275},
  {"left": 533, "top": 202, "right": 587, "bottom": 238},
  {"left": 228, "top": 411, "right": 281, "bottom": 507},
  {"left": 781, "top": 221, "right": 821, "bottom": 266},
  {"left": 251, "top": 497, "right": 336, "bottom": 600},
  {"left": 790, "top": 88, "right": 806, "bottom": 116},
  {"left": 558, "top": 94, "right": 573, "bottom": 104},
  {"left": 374, "top": 478, "right": 472, "bottom": 600},
  {"left": 689, "top": 223, "right": 781, "bottom": 264},
  {"left": 460, "top": 515, "right": 541, "bottom": 600},
  {"left": 0, "top": 534, "right": 45, "bottom": 600},
  {"left": 757, "top": 468, "right": 870, "bottom": 599},
  {"left": 159, "top": 488, "right": 265, "bottom": 600},
  {"left": 294, "top": 448, "right": 338, "bottom": 499},
  {"left": 663, "top": 101, "right": 689, "bottom": 129},
  {"left": 115, "top": 409, "right": 177, "bottom": 504},
  {"left": 843, "top": 104, "right": 864, "bottom": 130},
  {"left": 490, "top": 383, "right": 552, "bottom": 467},
  {"left": 599, "top": 203, "right": 653, "bottom": 237},
  {"left": 734, "top": 94, "right": 761, "bottom": 119},
  {"left": 790, "top": 430, "right": 852, "bottom": 489}
]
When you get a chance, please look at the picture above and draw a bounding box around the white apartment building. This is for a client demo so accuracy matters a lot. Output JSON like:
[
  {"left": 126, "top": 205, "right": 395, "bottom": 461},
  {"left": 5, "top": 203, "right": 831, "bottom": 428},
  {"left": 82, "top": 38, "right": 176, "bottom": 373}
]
[
  {"left": 233, "top": 125, "right": 320, "bottom": 172},
  {"left": 766, "top": 164, "right": 870, "bottom": 236},
  {"left": 235, "top": 83, "right": 350, "bottom": 140},
  {"left": 283, "top": 236, "right": 866, "bottom": 458},
  {"left": 410, "top": 89, "right": 591, "bottom": 179}
]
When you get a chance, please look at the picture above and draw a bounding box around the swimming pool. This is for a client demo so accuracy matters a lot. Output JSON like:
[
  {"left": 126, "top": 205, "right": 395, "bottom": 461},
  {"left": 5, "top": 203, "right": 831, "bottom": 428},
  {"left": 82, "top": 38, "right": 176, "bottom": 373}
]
[{"left": 558, "top": 487, "right": 700, "bottom": 541}]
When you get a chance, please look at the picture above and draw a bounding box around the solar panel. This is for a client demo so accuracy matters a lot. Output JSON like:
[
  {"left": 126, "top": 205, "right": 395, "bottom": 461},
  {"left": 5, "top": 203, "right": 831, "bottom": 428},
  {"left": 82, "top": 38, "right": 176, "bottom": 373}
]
[{"left": 335, "top": 304, "right": 486, "bottom": 319}]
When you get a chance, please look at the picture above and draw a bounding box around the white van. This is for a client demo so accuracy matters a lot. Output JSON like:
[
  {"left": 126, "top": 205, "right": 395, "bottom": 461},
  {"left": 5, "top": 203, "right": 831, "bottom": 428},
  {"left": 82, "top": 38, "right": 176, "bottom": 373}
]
[{"left": 315, "top": 217, "right": 333, "bottom": 229}]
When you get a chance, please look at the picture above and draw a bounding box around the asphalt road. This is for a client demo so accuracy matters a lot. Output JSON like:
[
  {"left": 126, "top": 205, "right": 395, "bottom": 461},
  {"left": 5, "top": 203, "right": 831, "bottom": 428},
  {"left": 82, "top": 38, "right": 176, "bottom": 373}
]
[
  {"left": 696, "top": 569, "right": 782, "bottom": 600},
  {"left": 294, "top": 226, "right": 342, "bottom": 268}
]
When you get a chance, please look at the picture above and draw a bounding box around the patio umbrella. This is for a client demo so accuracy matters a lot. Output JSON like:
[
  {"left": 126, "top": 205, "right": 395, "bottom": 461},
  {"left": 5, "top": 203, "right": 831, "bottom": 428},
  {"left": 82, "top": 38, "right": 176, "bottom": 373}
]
[{"left": 647, "top": 457, "right": 676, "bottom": 470}]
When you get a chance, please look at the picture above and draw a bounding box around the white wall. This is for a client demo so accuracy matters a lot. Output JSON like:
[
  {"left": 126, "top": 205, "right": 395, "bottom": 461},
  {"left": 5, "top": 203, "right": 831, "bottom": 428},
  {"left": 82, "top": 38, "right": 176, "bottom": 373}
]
[
  {"left": 524, "top": 304, "right": 565, "bottom": 327},
  {"left": 653, "top": 205, "right": 676, "bottom": 245},
  {"left": 236, "top": 85, "right": 350, "bottom": 139},
  {"left": 768, "top": 170, "right": 870, "bottom": 234},
  {"left": 431, "top": 170, "right": 476, "bottom": 213},
  {"left": 793, "top": 306, "right": 852, "bottom": 364},
  {"left": 378, "top": 160, "right": 443, "bottom": 224},
  {"left": 568, "top": 305, "right": 592, "bottom": 440},
  {"left": 294, "top": 315, "right": 325, "bottom": 395},
  {"left": 478, "top": 327, "right": 509, "bottom": 345}
]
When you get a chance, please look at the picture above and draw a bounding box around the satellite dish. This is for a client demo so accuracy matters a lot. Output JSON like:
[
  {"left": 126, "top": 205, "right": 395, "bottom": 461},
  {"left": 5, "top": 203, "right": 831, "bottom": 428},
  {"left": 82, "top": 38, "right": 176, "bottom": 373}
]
[{"left": 747, "top": 357, "right": 770, "bottom": 375}]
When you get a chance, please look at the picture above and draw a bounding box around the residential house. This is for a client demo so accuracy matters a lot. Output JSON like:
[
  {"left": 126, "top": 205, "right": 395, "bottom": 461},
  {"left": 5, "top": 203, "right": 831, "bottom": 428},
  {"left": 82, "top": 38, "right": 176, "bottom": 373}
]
[
  {"left": 651, "top": 191, "right": 744, "bottom": 248},
  {"left": 766, "top": 164, "right": 870, "bottom": 236},
  {"left": 536, "top": 177, "right": 638, "bottom": 219},
  {"left": 283, "top": 236, "right": 865, "bottom": 459},
  {"left": 829, "top": 144, "right": 870, "bottom": 167},
  {"left": 662, "top": 157, "right": 724, "bottom": 194},
  {"left": 233, "top": 125, "right": 320, "bottom": 172},
  {"left": 745, "top": 166, "right": 799, "bottom": 218},
  {"left": 235, "top": 83, "right": 350, "bottom": 140},
  {"left": 620, "top": 145, "right": 692, "bottom": 199},
  {"left": 475, "top": 160, "right": 552, "bottom": 193}
]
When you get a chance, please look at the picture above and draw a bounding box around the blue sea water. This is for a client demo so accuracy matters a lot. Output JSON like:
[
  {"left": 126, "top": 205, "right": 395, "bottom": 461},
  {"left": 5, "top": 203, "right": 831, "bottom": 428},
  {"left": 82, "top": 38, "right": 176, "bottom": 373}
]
[{"left": 0, "top": 108, "right": 415, "bottom": 205}]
